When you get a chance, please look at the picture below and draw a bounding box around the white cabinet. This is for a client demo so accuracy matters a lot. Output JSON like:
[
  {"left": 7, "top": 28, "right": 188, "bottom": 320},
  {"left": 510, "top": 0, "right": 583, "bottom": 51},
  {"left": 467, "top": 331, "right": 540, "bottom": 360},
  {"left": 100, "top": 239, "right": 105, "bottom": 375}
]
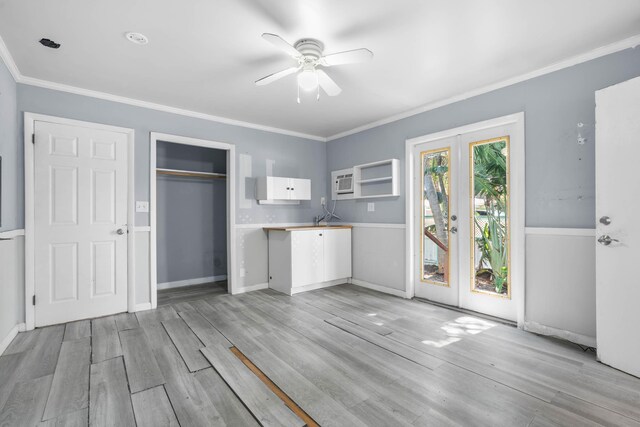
[
  {"left": 256, "top": 176, "right": 311, "bottom": 204},
  {"left": 267, "top": 227, "right": 352, "bottom": 295}
]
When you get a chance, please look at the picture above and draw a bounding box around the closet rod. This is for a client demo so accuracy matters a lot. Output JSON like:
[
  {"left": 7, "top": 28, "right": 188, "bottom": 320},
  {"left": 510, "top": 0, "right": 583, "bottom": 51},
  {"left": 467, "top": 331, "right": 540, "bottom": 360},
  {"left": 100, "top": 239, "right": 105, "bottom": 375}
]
[{"left": 156, "top": 168, "right": 226, "bottom": 179}]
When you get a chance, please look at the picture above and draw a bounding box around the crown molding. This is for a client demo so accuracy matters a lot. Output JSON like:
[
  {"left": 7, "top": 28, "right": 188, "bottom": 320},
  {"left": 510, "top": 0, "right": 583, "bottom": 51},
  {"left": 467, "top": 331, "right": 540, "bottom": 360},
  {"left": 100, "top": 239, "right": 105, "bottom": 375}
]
[
  {"left": 0, "top": 35, "right": 326, "bottom": 142},
  {"left": 326, "top": 33, "right": 640, "bottom": 141}
]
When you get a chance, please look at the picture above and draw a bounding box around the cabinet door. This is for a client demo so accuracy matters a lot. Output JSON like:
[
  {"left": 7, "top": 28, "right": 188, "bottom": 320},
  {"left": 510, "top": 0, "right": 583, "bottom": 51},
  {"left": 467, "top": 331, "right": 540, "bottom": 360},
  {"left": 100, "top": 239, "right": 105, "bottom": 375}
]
[
  {"left": 323, "top": 229, "right": 352, "bottom": 281},
  {"left": 270, "top": 176, "right": 291, "bottom": 200},
  {"left": 289, "top": 178, "right": 311, "bottom": 200},
  {"left": 291, "top": 230, "right": 324, "bottom": 287}
]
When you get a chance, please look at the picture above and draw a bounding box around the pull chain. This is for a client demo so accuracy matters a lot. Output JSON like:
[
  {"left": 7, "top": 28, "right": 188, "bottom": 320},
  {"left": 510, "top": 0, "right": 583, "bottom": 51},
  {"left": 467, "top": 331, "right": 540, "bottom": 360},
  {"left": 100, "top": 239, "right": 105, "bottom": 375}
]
[{"left": 297, "top": 83, "right": 301, "bottom": 104}]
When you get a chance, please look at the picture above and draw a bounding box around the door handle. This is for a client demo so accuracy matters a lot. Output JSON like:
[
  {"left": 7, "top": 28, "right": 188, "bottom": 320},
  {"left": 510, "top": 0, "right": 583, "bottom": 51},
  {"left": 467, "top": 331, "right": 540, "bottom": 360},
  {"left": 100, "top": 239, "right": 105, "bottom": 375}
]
[
  {"left": 597, "top": 235, "right": 618, "bottom": 246},
  {"left": 450, "top": 227, "right": 458, "bottom": 234},
  {"left": 116, "top": 228, "right": 126, "bottom": 235}
]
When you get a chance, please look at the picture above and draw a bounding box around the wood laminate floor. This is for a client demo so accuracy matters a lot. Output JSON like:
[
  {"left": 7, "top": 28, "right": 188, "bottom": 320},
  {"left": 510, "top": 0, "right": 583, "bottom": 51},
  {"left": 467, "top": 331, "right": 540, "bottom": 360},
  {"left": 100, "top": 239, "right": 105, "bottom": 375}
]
[{"left": 1, "top": 284, "right": 639, "bottom": 426}]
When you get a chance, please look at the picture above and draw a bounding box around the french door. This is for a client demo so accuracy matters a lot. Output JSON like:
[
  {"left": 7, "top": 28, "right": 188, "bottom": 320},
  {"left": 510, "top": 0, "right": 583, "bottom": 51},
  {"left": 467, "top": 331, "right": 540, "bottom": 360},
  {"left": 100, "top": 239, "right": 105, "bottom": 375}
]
[{"left": 412, "top": 121, "right": 522, "bottom": 322}]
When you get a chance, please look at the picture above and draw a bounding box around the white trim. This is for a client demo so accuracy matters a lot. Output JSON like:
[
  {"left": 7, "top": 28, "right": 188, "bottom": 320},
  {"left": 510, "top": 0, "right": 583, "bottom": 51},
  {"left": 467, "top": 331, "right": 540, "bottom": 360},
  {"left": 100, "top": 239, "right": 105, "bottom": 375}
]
[
  {"left": 345, "top": 223, "right": 406, "bottom": 229},
  {"left": 157, "top": 275, "right": 227, "bottom": 290},
  {"left": 150, "top": 132, "right": 237, "bottom": 303},
  {"left": 405, "top": 112, "right": 526, "bottom": 327},
  {"left": 524, "top": 321, "right": 596, "bottom": 348},
  {"left": 327, "top": 34, "right": 640, "bottom": 141},
  {"left": 0, "top": 323, "right": 26, "bottom": 356},
  {"left": 234, "top": 282, "right": 269, "bottom": 294},
  {"left": 0, "top": 36, "right": 20, "bottom": 81},
  {"left": 135, "top": 303, "right": 152, "bottom": 312},
  {"left": 289, "top": 279, "right": 347, "bottom": 295},
  {"left": 0, "top": 229, "right": 25, "bottom": 239},
  {"left": 24, "top": 112, "right": 136, "bottom": 330},
  {"left": 133, "top": 226, "right": 151, "bottom": 232},
  {"left": 349, "top": 278, "right": 409, "bottom": 298},
  {"left": 525, "top": 227, "right": 596, "bottom": 237}
]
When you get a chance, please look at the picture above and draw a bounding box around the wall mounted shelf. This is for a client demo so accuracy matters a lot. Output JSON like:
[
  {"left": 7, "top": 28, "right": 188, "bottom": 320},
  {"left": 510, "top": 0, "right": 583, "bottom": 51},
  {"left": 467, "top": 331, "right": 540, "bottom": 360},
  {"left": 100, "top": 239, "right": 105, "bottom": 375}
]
[{"left": 353, "top": 158, "right": 399, "bottom": 199}]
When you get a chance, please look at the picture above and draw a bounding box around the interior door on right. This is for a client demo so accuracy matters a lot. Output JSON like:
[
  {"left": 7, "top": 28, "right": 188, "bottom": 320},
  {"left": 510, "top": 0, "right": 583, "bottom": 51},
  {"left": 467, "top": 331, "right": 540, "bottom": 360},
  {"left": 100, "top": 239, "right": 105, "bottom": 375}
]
[{"left": 595, "top": 76, "right": 640, "bottom": 377}]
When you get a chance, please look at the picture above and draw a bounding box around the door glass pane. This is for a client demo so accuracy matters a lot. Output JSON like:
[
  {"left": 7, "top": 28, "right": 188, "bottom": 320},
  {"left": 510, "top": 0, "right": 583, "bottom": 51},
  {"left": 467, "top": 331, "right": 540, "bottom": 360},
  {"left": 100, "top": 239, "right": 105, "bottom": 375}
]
[
  {"left": 421, "top": 148, "right": 450, "bottom": 286},
  {"left": 470, "top": 137, "right": 510, "bottom": 297}
]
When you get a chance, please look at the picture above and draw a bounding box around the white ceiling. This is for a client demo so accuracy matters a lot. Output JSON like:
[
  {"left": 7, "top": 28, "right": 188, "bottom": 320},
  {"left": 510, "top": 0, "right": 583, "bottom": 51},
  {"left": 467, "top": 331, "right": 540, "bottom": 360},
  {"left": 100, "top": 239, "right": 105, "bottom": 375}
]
[{"left": 1, "top": 0, "right": 640, "bottom": 139}]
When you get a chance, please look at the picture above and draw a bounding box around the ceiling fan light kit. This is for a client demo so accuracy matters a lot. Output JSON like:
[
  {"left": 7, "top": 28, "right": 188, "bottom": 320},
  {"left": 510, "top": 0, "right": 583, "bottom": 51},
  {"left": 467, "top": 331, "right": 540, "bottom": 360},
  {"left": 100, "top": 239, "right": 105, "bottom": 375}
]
[{"left": 255, "top": 33, "right": 373, "bottom": 103}]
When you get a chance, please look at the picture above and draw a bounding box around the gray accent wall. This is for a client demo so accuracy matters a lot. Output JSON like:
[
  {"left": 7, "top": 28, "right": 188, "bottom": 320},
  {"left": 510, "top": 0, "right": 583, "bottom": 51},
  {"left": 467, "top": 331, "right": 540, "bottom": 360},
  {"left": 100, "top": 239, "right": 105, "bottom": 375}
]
[
  {"left": 326, "top": 47, "right": 640, "bottom": 228},
  {"left": 16, "top": 84, "right": 328, "bottom": 227},
  {"left": 156, "top": 141, "right": 227, "bottom": 284}
]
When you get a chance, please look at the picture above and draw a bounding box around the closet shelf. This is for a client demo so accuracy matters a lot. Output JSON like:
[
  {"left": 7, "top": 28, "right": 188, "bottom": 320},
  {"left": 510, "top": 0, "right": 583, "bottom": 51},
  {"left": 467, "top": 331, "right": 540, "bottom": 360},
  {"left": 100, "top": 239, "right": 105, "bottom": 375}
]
[
  {"left": 357, "top": 176, "right": 393, "bottom": 184},
  {"left": 156, "top": 168, "right": 226, "bottom": 180}
]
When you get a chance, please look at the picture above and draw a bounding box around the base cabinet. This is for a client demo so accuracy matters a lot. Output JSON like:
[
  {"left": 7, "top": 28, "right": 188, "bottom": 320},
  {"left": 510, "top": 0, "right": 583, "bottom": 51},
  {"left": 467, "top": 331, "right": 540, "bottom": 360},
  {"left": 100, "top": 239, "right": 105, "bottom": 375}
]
[{"left": 268, "top": 228, "right": 352, "bottom": 295}]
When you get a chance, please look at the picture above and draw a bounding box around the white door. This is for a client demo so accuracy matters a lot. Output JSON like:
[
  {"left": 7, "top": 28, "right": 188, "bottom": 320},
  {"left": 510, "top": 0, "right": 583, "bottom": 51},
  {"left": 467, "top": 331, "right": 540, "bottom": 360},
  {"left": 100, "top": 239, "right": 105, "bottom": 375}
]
[
  {"left": 271, "top": 177, "right": 291, "bottom": 200},
  {"left": 595, "top": 76, "right": 640, "bottom": 377},
  {"left": 289, "top": 178, "right": 311, "bottom": 200},
  {"left": 291, "top": 230, "right": 324, "bottom": 287},
  {"left": 413, "top": 122, "right": 522, "bottom": 322},
  {"left": 34, "top": 120, "right": 129, "bottom": 326},
  {"left": 323, "top": 229, "right": 352, "bottom": 281}
]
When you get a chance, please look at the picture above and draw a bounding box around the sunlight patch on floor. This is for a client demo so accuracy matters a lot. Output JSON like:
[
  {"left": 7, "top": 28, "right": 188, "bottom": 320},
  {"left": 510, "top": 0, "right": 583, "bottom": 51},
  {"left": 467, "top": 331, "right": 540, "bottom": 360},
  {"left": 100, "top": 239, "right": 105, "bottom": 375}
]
[{"left": 421, "top": 316, "right": 496, "bottom": 348}]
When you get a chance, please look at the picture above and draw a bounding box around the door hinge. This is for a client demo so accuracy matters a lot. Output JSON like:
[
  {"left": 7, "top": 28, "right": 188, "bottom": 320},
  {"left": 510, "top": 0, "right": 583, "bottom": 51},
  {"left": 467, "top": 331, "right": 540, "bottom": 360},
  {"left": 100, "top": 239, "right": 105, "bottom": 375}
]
[
  {"left": 32, "top": 295, "right": 36, "bottom": 305},
  {"left": 32, "top": 134, "right": 35, "bottom": 144}
]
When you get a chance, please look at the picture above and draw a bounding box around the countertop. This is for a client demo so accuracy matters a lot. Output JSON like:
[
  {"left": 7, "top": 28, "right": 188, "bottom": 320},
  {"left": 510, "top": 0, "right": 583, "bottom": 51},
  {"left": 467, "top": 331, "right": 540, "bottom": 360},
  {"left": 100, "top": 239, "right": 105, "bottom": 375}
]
[{"left": 263, "top": 225, "right": 353, "bottom": 231}]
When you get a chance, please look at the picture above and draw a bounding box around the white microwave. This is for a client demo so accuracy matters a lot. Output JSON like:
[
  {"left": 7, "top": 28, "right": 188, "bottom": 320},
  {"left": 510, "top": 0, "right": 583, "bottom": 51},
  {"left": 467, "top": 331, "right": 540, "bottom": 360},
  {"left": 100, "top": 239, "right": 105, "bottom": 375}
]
[{"left": 335, "top": 173, "right": 354, "bottom": 194}]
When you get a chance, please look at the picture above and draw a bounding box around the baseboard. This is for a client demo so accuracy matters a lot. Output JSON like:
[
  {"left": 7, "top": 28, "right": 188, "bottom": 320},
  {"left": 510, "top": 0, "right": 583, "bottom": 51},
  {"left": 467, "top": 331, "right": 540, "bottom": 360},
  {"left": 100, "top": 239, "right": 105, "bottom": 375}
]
[
  {"left": 134, "top": 303, "right": 152, "bottom": 312},
  {"left": 157, "top": 275, "right": 227, "bottom": 290},
  {"left": 349, "top": 278, "right": 409, "bottom": 298},
  {"left": 289, "top": 279, "right": 347, "bottom": 295},
  {"left": 233, "top": 282, "right": 269, "bottom": 295},
  {"left": 524, "top": 321, "right": 596, "bottom": 348},
  {"left": 0, "top": 323, "right": 26, "bottom": 355}
]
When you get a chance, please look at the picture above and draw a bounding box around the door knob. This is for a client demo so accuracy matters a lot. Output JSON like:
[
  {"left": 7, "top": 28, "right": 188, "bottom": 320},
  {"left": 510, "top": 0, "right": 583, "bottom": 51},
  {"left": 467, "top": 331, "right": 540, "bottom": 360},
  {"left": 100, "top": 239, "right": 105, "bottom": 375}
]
[
  {"left": 116, "top": 228, "right": 125, "bottom": 235},
  {"left": 451, "top": 215, "right": 457, "bottom": 221},
  {"left": 450, "top": 227, "right": 458, "bottom": 234},
  {"left": 599, "top": 216, "right": 611, "bottom": 225},
  {"left": 597, "top": 235, "right": 618, "bottom": 246}
]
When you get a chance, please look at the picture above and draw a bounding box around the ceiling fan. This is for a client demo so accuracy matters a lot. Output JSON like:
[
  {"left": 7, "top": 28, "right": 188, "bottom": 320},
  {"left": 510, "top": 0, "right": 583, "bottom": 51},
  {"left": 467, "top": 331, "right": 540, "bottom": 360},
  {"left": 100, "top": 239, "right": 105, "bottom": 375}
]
[{"left": 255, "top": 33, "right": 373, "bottom": 102}]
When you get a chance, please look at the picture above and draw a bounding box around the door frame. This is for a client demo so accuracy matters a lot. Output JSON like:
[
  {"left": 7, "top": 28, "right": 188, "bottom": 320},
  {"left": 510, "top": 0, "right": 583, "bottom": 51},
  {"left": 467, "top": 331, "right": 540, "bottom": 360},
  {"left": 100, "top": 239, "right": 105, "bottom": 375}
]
[
  {"left": 150, "top": 132, "right": 237, "bottom": 308},
  {"left": 24, "top": 112, "right": 136, "bottom": 331},
  {"left": 405, "top": 112, "right": 526, "bottom": 327}
]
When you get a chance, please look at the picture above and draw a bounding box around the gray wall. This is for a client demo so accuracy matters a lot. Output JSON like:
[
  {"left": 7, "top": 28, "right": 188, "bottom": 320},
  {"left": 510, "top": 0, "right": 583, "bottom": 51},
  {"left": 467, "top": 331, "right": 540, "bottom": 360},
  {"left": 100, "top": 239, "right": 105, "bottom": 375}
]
[
  {"left": 156, "top": 141, "right": 227, "bottom": 284},
  {"left": 327, "top": 47, "right": 640, "bottom": 228},
  {"left": 0, "top": 57, "right": 23, "bottom": 343},
  {"left": 0, "top": 56, "right": 19, "bottom": 231},
  {"left": 16, "top": 84, "right": 328, "bottom": 227}
]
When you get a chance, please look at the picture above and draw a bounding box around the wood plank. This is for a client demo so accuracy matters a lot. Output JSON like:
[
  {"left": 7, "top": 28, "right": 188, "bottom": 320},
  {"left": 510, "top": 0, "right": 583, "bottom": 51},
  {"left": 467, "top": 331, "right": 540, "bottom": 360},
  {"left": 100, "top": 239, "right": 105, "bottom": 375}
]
[
  {"left": 200, "top": 344, "right": 305, "bottom": 427},
  {"left": 131, "top": 386, "right": 179, "bottom": 427},
  {"left": 42, "top": 338, "right": 90, "bottom": 421},
  {"left": 38, "top": 408, "right": 88, "bottom": 427},
  {"left": 119, "top": 328, "right": 165, "bottom": 393},
  {"left": 64, "top": 320, "right": 91, "bottom": 342},
  {"left": 89, "top": 357, "right": 136, "bottom": 427},
  {"left": 91, "top": 317, "right": 122, "bottom": 363},
  {"left": 153, "top": 344, "right": 226, "bottom": 426},
  {"left": 162, "top": 318, "right": 210, "bottom": 372},
  {"left": 136, "top": 306, "right": 179, "bottom": 349},
  {"left": 177, "top": 310, "right": 231, "bottom": 347},
  {"left": 194, "top": 368, "right": 260, "bottom": 427},
  {"left": 301, "top": 297, "right": 395, "bottom": 335},
  {"left": 2, "top": 329, "right": 41, "bottom": 355},
  {"left": 114, "top": 312, "right": 139, "bottom": 331},
  {"left": 0, "top": 374, "right": 52, "bottom": 426},
  {"left": 0, "top": 352, "right": 28, "bottom": 411},
  {"left": 20, "top": 325, "right": 65, "bottom": 381}
]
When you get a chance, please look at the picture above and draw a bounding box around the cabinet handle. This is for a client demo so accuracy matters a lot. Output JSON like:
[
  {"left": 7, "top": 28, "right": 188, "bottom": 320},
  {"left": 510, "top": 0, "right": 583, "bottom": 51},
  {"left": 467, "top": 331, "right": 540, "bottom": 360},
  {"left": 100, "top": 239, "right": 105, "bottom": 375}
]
[
  {"left": 291, "top": 187, "right": 294, "bottom": 190},
  {"left": 319, "top": 233, "right": 323, "bottom": 236},
  {"left": 286, "top": 187, "right": 290, "bottom": 190}
]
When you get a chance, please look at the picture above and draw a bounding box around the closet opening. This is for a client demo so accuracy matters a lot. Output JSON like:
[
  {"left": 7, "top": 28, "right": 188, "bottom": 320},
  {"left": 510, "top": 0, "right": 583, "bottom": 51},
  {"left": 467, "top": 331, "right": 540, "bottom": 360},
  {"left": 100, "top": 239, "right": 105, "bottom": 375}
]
[{"left": 150, "top": 133, "right": 236, "bottom": 308}]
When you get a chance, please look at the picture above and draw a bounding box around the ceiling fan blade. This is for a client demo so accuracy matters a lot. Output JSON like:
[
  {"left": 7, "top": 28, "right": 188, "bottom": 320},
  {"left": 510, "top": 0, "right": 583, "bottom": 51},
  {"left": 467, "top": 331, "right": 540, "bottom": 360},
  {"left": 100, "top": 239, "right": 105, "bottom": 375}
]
[
  {"left": 255, "top": 66, "right": 300, "bottom": 86},
  {"left": 321, "top": 48, "right": 373, "bottom": 66},
  {"left": 316, "top": 69, "right": 342, "bottom": 96},
  {"left": 261, "top": 33, "right": 301, "bottom": 58}
]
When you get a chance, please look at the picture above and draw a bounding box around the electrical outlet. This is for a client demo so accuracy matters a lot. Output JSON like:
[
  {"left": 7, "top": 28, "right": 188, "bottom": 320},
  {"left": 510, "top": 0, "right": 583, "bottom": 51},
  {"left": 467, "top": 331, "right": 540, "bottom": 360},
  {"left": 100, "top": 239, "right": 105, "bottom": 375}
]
[
  {"left": 135, "top": 201, "right": 149, "bottom": 212},
  {"left": 320, "top": 196, "right": 326, "bottom": 206},
  {"left": 367, "top": 202, "right": 375, "bottom": 212}
]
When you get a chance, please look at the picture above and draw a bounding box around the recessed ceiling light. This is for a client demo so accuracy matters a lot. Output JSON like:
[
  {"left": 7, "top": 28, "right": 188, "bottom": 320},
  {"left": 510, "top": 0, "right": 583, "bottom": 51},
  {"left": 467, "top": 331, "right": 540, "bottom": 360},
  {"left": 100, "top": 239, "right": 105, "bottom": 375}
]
[{"left": 125, "top": 32, "right": 148, "bottom": 45}]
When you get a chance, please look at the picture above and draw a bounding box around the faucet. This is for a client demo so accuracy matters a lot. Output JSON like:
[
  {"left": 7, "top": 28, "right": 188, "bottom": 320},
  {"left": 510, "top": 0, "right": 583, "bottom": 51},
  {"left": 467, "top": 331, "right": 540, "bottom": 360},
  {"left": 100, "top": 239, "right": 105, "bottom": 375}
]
[{"left": 313, "top": 215, "right": 322, "bottom": 226}]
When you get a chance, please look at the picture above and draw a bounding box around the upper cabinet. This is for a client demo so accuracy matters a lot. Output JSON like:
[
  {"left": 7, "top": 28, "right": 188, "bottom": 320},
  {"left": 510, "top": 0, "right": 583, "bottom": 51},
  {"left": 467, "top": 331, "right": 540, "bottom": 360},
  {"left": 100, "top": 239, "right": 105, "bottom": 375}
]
[{"left": 256, "top": 176, "right": 311, "bottom": 204}]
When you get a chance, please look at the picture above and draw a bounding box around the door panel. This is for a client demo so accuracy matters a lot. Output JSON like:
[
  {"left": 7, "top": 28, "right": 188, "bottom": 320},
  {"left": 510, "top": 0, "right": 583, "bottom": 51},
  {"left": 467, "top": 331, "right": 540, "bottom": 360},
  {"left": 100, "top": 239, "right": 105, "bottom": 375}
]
[
  {"left": 271, "top": 177, "right": 291, "bottom": 200},
  {"left": 34, "top": 121, "right": 128, "bottom": 326},
  {"left": 323, "top": 229, "right": 352, "bottom": 281},
  {"left": 291, "top": 230, "right": 324, "bottom": 287},
  {"left": 289, "top": 178, "right": 311, "bottom": 200},
  {"left": 595, "top": 76, "right": 640, "bottom": 377}
]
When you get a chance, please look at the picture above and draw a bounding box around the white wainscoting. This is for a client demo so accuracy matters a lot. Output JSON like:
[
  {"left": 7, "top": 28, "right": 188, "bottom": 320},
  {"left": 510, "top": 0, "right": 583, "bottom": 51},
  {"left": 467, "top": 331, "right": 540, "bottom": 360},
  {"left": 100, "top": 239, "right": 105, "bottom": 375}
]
[
  {"left": 158, "top": 275, "right": 227, "bottom": 290},
  {"left": 524, "top": 227, "right": 596, "bottom": 346},
  {"left": 0, "top": 231, "right": 26, "bottom": 355},
  {"left": 349, "top": 223, "right": 407, "bottom": 297}
]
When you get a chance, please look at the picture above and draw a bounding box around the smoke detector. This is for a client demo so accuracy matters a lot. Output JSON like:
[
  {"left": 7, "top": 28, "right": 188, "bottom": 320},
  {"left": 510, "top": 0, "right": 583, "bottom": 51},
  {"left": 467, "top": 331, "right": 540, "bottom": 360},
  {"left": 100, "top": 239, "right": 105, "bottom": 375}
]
[{"left": 125, "top": 32, "right": 148, "bottom": 45}]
